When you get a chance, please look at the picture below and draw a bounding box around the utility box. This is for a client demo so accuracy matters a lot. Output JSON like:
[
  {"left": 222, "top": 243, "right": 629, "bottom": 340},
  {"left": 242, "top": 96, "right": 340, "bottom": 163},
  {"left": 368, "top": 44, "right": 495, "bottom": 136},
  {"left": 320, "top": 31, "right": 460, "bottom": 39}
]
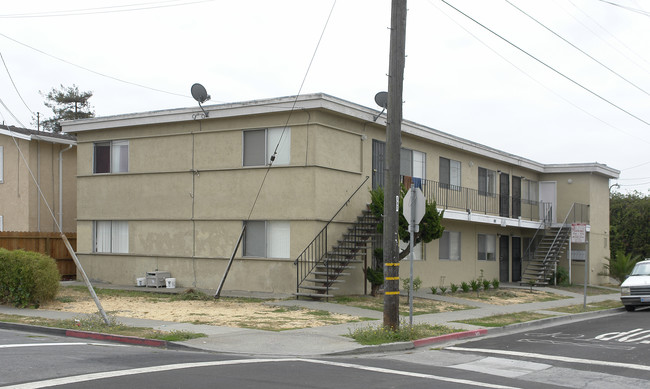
[{"left": 146, "top": 271, "right": 171, "bottom": 288}]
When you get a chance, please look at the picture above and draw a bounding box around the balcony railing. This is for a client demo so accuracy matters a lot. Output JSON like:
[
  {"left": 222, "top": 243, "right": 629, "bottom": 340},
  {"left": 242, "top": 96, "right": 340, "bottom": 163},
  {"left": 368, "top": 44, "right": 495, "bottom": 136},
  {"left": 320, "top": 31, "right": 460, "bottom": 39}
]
[{"left": 403, "top": 177, "right": 545, "bottom": 222}]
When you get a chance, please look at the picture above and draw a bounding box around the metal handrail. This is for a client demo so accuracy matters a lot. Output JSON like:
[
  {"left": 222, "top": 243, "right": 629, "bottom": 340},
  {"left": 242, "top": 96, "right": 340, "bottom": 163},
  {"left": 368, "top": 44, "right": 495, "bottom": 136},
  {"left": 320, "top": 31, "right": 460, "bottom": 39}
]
[
  {"left": 294, "top": 176, "right": 370, "bottom": 293},
  {"left": 522, "top": 202, "right": 553, "bottom": 262}
]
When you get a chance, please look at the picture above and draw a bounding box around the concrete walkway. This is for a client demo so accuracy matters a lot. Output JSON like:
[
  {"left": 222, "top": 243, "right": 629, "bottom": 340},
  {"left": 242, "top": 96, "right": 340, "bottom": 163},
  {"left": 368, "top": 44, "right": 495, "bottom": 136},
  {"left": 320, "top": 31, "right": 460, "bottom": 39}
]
[{"left": 0, "top": 283, "right": 623, "bottom": 357}]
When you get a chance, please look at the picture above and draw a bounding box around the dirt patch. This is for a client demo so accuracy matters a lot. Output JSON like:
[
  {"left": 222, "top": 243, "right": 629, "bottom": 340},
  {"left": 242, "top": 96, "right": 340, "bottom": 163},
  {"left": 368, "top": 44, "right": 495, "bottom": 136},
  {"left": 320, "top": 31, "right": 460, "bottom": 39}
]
[
  {"left": 334, "top": 295, "right": 469, "bottom": 314},
  {"left": 39, "top": 289, "right": 361, "bottom": 331},
  {"left": 448, "top": 288, "right": 570, "bottom": 305}
]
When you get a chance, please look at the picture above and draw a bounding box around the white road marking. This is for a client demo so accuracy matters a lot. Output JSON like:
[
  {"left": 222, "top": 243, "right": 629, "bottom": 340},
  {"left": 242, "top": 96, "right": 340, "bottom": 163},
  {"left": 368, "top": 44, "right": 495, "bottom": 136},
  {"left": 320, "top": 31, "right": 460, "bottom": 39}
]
[
  {"left": 447, "top": 346, "right": 650, "bottom": 372},
  {"left": 0, "top": 342, "right": 126, "bottom": 349},
  {"left": 450, "top": 357, "right": 551, "bottom": 378},
  {"left": 1, "top": 358, "right": 523, "bottom": 389}
]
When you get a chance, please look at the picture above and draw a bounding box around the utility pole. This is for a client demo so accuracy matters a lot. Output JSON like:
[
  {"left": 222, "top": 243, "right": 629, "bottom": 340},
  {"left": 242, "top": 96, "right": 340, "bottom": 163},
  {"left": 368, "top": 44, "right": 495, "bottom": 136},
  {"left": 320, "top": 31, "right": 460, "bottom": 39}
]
[{"left": 383, "top": 0, "right": 407, "bottom": 330}]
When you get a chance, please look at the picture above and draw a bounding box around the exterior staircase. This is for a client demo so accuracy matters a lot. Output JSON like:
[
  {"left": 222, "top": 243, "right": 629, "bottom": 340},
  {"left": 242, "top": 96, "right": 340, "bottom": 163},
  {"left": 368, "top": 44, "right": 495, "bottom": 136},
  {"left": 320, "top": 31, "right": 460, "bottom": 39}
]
[
  {"left": 294, "top": 208, "right": 379, "bottom": 300},
  {"left": 521, "top": 225, "right": 571, "bottom": 286}
]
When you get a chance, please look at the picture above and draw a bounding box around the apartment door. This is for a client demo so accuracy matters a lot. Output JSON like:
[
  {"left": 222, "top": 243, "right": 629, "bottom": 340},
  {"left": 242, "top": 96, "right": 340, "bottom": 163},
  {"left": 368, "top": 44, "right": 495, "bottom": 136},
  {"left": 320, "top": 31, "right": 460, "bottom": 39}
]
[
  {"left": 512, "top": 176, "right": 521, "bottom": 219},
  {"left": 512, "top": 237, "right": 522, "bottom": 282},
  {"left": 539, "top": 181, "right": 557, "bottom": 223},
  {"left": 499, "top": 235, "right": 509, "bottom": 282},
  {"left": 372, "top": 140, "right": 385, "bottom": 190},
  {"left": 499, "top": 173, "right": 510, "bottom": 218}
]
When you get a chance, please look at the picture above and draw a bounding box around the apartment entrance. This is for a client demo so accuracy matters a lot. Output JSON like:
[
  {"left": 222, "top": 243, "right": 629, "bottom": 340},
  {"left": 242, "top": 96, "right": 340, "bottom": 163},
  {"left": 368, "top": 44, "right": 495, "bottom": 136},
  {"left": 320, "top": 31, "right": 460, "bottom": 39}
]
[
  {"left": 499, "top": 235, "right": 509, "bottom": 282},
  {"left": 512, "top": 237, "right": 522, "bottom": 282}
]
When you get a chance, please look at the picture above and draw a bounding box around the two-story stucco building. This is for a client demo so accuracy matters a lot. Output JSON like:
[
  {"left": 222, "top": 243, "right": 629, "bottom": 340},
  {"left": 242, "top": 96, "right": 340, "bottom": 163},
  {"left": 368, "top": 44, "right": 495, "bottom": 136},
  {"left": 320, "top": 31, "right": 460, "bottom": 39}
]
[
  {"left": 62, "top": 93, "right": 618, "bottom": 295},
  {"left": 0, "top": 125, "right": 77, "bottom": 233}
]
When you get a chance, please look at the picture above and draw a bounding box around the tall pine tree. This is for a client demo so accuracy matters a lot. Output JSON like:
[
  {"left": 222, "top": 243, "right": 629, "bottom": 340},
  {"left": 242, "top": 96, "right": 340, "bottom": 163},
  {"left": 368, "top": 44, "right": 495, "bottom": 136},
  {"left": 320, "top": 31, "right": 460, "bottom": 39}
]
[{"left": 39, "top": 84, "right": 94, "bottom": 132}]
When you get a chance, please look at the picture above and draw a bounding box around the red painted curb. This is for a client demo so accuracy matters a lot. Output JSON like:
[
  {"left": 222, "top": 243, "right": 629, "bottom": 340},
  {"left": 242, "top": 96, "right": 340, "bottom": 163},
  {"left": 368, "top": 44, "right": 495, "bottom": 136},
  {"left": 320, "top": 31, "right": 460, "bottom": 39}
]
[
  {"left": 65, "top": 330, "right": 167, "bottom": 347},
  {"left": 413, "top": 329, "right": 487, "bottom": 347}
]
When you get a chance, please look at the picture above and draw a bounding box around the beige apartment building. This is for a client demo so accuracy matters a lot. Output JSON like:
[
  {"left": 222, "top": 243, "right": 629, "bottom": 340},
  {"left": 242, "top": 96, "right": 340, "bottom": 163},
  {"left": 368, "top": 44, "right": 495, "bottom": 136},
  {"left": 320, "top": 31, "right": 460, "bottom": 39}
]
[
  {"left": 62, "top": 94, "right": 618, "bottom": 296},
  {"left": 0, "top": 125, "right": 77, "bottom": 233}
]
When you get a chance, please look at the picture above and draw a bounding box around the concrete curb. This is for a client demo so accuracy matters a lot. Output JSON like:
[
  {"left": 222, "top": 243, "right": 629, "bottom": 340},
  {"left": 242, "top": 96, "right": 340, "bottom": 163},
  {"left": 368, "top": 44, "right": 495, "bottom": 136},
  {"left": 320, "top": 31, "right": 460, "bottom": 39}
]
[
  {"left": 413, "top": 329, "right": 488, "bottom": 348},
  {"left": 0, "top": 321, "right": 171, "bottom": 349}
]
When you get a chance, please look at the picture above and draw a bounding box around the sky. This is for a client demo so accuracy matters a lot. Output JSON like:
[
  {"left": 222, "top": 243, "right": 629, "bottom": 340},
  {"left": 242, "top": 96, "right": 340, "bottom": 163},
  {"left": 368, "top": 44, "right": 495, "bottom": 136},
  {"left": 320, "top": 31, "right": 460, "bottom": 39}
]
[{"left": 1, "top": 0, "right": 649, "bottom": 194}]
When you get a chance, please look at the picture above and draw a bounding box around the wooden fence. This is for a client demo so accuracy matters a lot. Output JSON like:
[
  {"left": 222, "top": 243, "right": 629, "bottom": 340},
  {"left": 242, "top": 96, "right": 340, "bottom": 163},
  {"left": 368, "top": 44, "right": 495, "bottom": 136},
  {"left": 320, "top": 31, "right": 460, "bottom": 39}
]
[{"left": 0, "top": 231, "right": 77, "bottom": 280}]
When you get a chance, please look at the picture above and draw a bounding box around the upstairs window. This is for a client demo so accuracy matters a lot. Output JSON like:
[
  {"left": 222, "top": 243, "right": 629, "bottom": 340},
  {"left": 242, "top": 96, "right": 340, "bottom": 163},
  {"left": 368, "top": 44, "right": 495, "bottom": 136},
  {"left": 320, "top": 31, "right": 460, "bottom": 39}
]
[
  {"left": 440, "top": 157, "right": 461, "bottom": 190},
  {"left": 94, "top": 221, "right": 128, "bottom": 253},
  {"left": 94, "top": 140, "right": 128, "bottom": 174},
  {"left": 243, "top": 127, "right": 291, "bottom": 166},
  {"left": 522, "top": 179, "right": 539, "bottom": 203},
  {"left": 243, "top": 221, "right": 290, "bottom": 258},
  {"left": 0, "top": 145, "right": 3, "bottom": 183},
  {"left": 478, "top": 167, "right": 496, "bottom": 196},
  {"left": 439, "top": 231, "right": 461, "bottom": 260},
  {"left": 478, "top": 234, "right": 496, "bottom": 261}
]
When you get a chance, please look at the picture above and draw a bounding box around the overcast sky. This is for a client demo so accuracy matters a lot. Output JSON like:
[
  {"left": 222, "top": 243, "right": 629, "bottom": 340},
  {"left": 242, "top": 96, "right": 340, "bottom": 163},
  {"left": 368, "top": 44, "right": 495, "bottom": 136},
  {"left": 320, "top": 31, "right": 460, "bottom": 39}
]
[{"left": 1, "top": 0, "right": 649, "bottom": 193}]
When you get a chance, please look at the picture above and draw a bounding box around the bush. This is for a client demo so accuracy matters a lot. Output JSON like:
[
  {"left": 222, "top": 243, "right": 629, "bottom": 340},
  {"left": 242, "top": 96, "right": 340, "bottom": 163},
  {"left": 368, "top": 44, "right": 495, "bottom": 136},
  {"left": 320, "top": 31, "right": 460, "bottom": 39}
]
[
  {"left": 430, "top": 286, "right": 437, "bottom": 295},
  {"left": 553, "top": 266, "right": 570, "bottom": 286},
  {"left": 439, "top": 285, "right": 448, "bottom": 294},
  {"left": 450, "top": 283, "right": 459, "bottom": 293},
  {"left": 0, "top": 249, "right": 60, "bottom": 308},
  {"left": 402, "top": 276, "right": 422, "bottom": 294},
  {"left": 470, "top": 279, "right": 480, "bottom": 295},
  {"left": 482, "top": 279, "right": 491, "bottom": 291},
  {"left": 460, "top": 281, "right": 470, "bottom": 293},
  {"left": 491, "top": 278, "right": 500, "bottom": 289},
  {"left": 605, "top": 251, "right": 640, "bottom": 284}
]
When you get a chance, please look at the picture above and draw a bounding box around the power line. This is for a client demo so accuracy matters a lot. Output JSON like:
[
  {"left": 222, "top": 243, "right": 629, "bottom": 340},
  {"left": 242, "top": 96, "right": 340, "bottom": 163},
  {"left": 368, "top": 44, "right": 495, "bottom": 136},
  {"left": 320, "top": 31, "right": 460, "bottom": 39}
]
[
  {"left": 0, "top": 51, "right": 34, "bottom": 115},
  {"left": 596, "top": 0, "right": 650, "bottom": 17},
  {"left": 440, "top": 0, "right": 650, "bottom": 129},
  {"left": 0, "top": 0, "right": 215, "bottom": 18},
  {"left": 505, "top": 0, "right": 650, "bottom": 99},
  {"left": 0, "top": 96, "right": 26, "bottom": 127},
  {"left": 621, "top": 160, "right": 650, "bottom": 170},
  {"left": 0, "top": 32, "right": 191, "bottom": 99}
]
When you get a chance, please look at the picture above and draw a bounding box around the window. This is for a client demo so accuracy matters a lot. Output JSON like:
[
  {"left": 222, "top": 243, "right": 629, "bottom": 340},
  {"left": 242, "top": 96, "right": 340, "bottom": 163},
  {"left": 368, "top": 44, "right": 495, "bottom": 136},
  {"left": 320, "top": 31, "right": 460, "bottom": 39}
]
[
  {"left": 522, "top": 179, "right": 539, "bottom": 203},
  {"left": 439, "top": 231, "right": 461, "bottom": 260},
  {"left": 478, "top": 234, "right": 496, "bottom": 261},
  {"left": 94, "top": 140, "right": 128, "bottom": 173},
  {"left": 94, "top": 221, "right": 128, "bottom": 253},
  {"left": 478, "top": 167, "right": 496, "bottom": 196},
  {"left": 440, "top": 157, "right": 461, "bottom": 189},
  {"left": 0, "top": 215, "right": 3, "bottom": 231},
  {"left": 243, "top": 127, "right": 291, "bottom": 166},
  {"left": 399, "top": 240, "right": 423, "bottom": 261},
  {"left": 0, "top": 145, "right": 3, "bottom": 183},
  {"left": 243, "top": 221, "right": 290, "bottom": 258}
]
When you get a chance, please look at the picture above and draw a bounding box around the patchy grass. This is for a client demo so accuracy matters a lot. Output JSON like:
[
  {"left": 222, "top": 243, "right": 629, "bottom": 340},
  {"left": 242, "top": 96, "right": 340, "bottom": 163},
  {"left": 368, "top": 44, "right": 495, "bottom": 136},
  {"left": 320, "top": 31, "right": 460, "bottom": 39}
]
[
  {"left": 547, "top": 299, "right": 623, "bottom": 313},
  {"left": 451, "top": 288, "right": 570, "bottom": 305},
  {"left": 454, "top": 312, "right": 554, "bottom": 327},
  {"left": 550, "top": 285, "right": 619, "bottom": 296},
  {"left": 332, "top": 295, "right": 472, "bottom": 315},
  {"left": 347, "top": 322, "right": 462, "bottom": 345},
  {"left": 0, "top": 312, "right": 206, "bottom": 341}
]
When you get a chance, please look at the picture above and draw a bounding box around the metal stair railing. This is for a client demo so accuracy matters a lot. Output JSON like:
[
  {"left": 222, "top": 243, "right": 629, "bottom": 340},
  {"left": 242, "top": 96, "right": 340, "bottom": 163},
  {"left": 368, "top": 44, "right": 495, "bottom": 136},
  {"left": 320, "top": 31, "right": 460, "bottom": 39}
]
[
  {"left": 522, "top": 202, "right": 553, "bottom": 264},
  {"left": 294, "top": 176, "right": 370, "bottom": 296}
]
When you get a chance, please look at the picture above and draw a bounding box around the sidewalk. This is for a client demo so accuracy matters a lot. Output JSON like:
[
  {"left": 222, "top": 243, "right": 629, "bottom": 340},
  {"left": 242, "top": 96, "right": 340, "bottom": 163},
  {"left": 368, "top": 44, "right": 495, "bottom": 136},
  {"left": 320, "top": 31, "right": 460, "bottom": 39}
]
[{"left": 0, "top": 284, "right": 623, "bottom": 357}]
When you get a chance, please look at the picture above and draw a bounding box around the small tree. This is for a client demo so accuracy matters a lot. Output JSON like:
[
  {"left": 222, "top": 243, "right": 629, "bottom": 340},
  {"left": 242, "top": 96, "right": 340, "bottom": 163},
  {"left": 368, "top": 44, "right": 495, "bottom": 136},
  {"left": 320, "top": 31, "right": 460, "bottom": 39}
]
[
  {"left": 604, "top": 251, "right": 640, "bottom": 284},
  {"left": 39, "top": 84, "right": 94, "bottom": 132}
]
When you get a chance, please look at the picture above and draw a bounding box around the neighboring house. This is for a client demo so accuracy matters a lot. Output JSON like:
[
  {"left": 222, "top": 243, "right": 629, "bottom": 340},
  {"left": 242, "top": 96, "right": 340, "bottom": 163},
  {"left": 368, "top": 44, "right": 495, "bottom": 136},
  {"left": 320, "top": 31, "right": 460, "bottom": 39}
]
[
  {"left": 0, "top": 125, "right": 77, "bottom": 233},
  {"left": 62, "top": 93, "right": 618, "bottom": 295}
]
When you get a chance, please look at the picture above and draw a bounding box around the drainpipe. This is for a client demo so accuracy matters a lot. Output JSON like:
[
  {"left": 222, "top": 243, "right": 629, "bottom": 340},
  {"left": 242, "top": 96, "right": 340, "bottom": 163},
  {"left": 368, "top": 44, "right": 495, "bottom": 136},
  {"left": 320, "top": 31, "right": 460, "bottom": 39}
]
[{"left": 59, "top": 144, "right": 73, "bottom": 231}]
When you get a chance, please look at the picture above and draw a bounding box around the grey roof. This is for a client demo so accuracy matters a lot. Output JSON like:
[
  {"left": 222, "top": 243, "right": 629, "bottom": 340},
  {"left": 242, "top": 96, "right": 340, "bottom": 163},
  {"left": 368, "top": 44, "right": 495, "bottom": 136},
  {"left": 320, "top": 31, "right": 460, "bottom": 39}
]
[{"left": 0, "top": 124, "right": 76, "bottom": 145}]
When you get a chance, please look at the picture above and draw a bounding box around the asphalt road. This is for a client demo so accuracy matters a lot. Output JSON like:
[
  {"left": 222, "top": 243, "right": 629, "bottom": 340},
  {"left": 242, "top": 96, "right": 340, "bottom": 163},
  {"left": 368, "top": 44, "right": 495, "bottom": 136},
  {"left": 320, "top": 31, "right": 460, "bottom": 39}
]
[{"left": 2, "top": 310, "right": 649, "bottom": 388}]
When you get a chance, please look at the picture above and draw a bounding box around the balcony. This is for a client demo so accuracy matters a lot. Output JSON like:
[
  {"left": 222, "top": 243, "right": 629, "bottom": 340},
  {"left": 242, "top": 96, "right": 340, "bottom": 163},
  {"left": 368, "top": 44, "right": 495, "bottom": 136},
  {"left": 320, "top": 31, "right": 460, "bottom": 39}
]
[{"left": 402, "top": 177, "right": 548, "bottom": 223}]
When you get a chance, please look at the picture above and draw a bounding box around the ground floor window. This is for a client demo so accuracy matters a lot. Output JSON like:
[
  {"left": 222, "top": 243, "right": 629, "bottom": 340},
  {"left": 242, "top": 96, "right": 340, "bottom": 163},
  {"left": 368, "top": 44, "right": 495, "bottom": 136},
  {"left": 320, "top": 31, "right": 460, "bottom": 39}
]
[
  {"left": 478, "top": 234, "right": 496, "bottom": 261},
  {"left": 94, "top": 221, "right": 128, "bottom": 253},
  {"left": 439, "top": 231, "right": 461, "bottom": 260},
  {"left": 243, "top": 221, "right": 290, "bottom": 258},
  {"left": 399, "top": 240, "right": 423, "bottom": 260}
]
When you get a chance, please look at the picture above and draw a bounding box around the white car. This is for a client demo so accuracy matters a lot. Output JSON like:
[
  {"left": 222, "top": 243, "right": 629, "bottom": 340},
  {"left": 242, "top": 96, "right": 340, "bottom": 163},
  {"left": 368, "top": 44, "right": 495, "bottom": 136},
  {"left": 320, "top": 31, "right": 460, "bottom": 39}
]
[{"left": 620, "top": 259, "right": 650, "bottom": 312}]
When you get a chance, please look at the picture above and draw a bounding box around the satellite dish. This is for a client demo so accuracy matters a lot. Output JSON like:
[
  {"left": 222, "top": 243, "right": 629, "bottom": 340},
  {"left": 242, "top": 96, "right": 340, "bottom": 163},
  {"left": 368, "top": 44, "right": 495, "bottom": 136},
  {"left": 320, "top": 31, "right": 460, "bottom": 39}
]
[
  {"left": 374, "top": 91, "right": 388, "bottom": 109},
  {"left": 373, "top": 91, "right": 388, "bottom": 121},
  {"left": 191, "top": 83, "right": 210, "bottom": 104}
]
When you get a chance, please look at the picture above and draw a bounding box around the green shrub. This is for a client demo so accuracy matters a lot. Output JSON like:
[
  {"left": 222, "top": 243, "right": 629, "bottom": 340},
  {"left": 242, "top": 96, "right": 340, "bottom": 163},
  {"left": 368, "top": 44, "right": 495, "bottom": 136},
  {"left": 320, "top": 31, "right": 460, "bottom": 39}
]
[
  {"left": 0, "top": 248, "right": 60, "bottom": 308},
  {"left": 491, "top": 278, "right": 500, "bottom": 289},
  {"left": 460, "top": 281, "right": 470, "bottom": 293},
  {"left": 430, "top": 286, "right": 437, "bottom": 295},
  {"left": 553, "top": 266, "right": 570, "bottom": 286},
  {"left": 450, "top": 283, "right": 459, "bottom": 293},
  {"left": 482, "top": 279, "right": 491, "bottom": 290},
  {"left": 605, "top": 251, "right": 640, "bottom": 284},
  {"left": 439, "top": 285, "right": 448, "bottom": 294}
]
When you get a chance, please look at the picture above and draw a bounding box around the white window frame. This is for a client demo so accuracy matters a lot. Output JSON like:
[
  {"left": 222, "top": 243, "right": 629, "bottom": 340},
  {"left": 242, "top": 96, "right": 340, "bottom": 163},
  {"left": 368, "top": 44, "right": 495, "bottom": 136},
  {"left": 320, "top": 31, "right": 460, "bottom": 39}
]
[
  {"left": 439, "top": 231, "right": 461, "bottom": 261},
  {"left": 0, "top": 215, "right": 3, "bottom": 231},
  {"left": 478, "top": 167, "right": 496, "bottom": 197},
  {"left": 522, "top": 179, "right": 539, "bottom": 204},
  {"left": 243, "top": 220, "right": 290, "bottom": 258},
  {"left": 478, "top": 234, "right": 496, "bottom": 261},
  {"left": 399, "top": 240, "right": 423, "bottom": 261},
  {"left": 440, "top": 157, "right": 461, "bottom": 190},
  {"left": 0, "top": 145, "right": 4, "bottom": 183},
  {"left": 243, "top": 127, "right": 291, "bottom": 167},
  {"left": 93, "top": 221, "right": 129, "bottom": 253},
  {"left": 93, "top": 140, "right": 129, "bottom": 174}
]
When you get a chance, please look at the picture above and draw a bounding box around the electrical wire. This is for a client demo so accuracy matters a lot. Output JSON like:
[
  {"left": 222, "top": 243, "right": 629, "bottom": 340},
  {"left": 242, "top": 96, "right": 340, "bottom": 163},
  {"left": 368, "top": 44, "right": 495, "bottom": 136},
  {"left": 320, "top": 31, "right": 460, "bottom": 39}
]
[
  {"left": 0, "top": 96, "right": 26, "bottom": 127},
  {"left": 505, "top": 0, "right": 650, "bottom": 99},
  {"left": 440, "top": 0, "right": 650, "bottom": 130},
  {"left": 245, "top": 0, "right": 337, "bottom": 222},
  {"left": 596, "top": 0, "right": 650, "bottom": 17},
  {"left": 0, "top": 51, "right": 34, "bottom": 115},
  {"left": 621, "top": 160, "right": 650, "bottom": 170},
  {"left": 0, "top": 0, "right": 215, "bottom": 18},
  {"left": 0, "top": 32, "right": 190, "bottom": 99}
]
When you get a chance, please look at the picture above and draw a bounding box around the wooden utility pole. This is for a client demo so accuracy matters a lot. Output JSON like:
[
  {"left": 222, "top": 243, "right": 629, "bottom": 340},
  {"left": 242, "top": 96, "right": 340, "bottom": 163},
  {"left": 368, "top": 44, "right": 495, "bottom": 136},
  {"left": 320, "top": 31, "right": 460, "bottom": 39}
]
[{"left": 383, "top": 0, "right": 407, "bottom": 330}]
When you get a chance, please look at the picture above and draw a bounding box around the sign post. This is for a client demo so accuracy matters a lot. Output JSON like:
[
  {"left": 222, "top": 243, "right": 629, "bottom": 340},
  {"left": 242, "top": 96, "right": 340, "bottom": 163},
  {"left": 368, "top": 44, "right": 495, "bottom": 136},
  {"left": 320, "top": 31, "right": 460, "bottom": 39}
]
[
  {"left": 571, "top": 223, "right": 588, "bottom": 308},
  {"left": 403, "top": 185, "right": 425, "bottom": 326}
]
